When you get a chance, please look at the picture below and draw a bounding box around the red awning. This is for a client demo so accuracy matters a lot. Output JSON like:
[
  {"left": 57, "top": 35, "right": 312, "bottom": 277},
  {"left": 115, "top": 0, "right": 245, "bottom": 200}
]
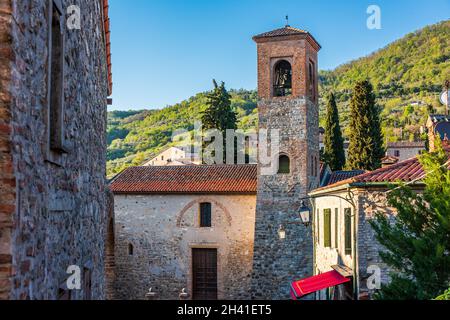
[{"left": 290, "top": 270, "right": 351, "bottom": 300}]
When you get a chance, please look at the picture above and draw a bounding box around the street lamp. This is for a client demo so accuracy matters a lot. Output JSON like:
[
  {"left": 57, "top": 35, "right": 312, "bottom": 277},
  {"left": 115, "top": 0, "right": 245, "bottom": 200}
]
[{"left": 298, "top": 200, "right": 311, "bottom": 227}]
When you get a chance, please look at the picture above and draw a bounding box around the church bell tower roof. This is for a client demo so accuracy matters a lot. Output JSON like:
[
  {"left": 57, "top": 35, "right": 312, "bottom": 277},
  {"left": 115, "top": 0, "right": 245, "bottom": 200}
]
[{"left": 253, "top": 25, "right": 321, "bottom": 50}]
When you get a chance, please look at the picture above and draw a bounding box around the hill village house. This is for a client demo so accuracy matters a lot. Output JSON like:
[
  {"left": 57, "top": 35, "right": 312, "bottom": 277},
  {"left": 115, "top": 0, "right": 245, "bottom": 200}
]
[
  {"left": 110, "top": 24, "right": 450, "bottom": 300},
  {"left": 0, "top": 0, "right": 114, "bottom": 300}
]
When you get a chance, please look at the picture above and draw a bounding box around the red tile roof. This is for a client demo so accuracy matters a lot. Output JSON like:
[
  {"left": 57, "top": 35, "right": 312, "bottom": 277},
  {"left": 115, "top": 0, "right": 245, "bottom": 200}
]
[
  {"left": 312, "top": 155, "right": 450, "bottom": 193},
  {"left": 253, "top": 26, "right": 321, "bottom": 49},
  {"left": 253, "top": 26, "right": 308, "bottom": 39},
  {"left": 327, "top": 170, "right": 366, "bottom": 186},
  {"left": 103, "top": 0, "right": 112, "bottom": 95},
  {"left": 110, "top": 164, "right": 257, "bottom": 194},
  {"left": 381, "top": 155, "right": 399, "bottom": 165}
]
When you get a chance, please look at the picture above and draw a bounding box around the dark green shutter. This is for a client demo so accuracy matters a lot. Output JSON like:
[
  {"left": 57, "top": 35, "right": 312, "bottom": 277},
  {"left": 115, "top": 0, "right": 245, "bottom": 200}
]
[
  {"left": 345, "top": 208, "right": 352, "bottom": 255},
  {"left": 324, "top": 209, "right": 331, "bottom": 248}
]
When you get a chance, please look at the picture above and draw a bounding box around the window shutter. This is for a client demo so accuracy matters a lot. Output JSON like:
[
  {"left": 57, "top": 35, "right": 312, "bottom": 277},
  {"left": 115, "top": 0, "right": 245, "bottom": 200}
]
[
  {"left": 324, "top": 209, "right": 331, "bottom": 248},
  {"left": 200, "top": 203, "right": 212, "bottom": 228},
  {"left": 345, "top": 208, "right": 352, "bottom": 255}
]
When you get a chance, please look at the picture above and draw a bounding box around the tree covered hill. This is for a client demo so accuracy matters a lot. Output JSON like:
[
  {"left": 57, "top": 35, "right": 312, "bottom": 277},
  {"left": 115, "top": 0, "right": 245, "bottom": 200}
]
[
  {"left": 107, "top": 89, "right": 258, "bottom": 177},
  {"left": 107, "top": 20, "right": 449, "bottom": 177}
]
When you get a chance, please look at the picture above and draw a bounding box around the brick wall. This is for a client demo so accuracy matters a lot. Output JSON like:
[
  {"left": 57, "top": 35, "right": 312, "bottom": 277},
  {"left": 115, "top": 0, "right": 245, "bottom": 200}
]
[
  {"left": 0, "top": 0, "right": 109, "bottom": 300},
  {"left": 251, "top": 34, "right": 320, "bottom": 300}
]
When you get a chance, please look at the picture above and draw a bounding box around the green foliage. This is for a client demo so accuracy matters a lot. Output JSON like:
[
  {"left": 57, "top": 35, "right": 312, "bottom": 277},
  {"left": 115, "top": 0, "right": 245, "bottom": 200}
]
[
  {"left": 323, "top": 92, "right": 346, "bottom": 170},
  {"left": 106, "top": 20, "right": 448, "bottom": 177},
  {"left": 201, "top": 80, "right": 237, "bottom": 163},
  {"left": 435, "top": 288, "right": 450, "bottom": 300},
  {"left": 106, "top": 89, "right": 256, "bottom": 177},
  {"left": 201, "top": 80, "right": 237, "bottom": 131},
  {"left": 347, "top": 80, "right": 385, "bottom": 170},
  {"left": 370, "top": 139, "right": 450, "bottom": 300},
  {"left": 320, "top": 20, "right": 449, "bottom": 142}
]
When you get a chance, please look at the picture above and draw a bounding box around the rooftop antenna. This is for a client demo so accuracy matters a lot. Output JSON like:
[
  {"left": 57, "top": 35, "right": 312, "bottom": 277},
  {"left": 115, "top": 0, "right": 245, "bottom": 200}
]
[{"left": 285, "top": 15, "right": 290, "bottom": 27}]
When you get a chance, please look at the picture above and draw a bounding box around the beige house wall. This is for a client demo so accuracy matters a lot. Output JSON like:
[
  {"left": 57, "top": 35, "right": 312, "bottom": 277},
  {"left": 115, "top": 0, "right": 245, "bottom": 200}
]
[
  {"left": 143, "top": 147, "right": 200, "bottom": 166},
  {"left": 386, "top": 147, "right": 424, "bottom": 162},
  {"left": 113, "top": 193, "right": 256, "bottom": 300},
  {"left": 312, "top": 187, "right": 402, "bottom": 300}
]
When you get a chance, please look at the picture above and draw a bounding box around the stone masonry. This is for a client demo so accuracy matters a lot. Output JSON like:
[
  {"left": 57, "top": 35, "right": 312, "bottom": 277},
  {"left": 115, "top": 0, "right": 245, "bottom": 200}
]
[
  {"left": 0, "top": 0, "right": 112, "bottom": 299},
  {"left": 113, "top": 194, "right": 256, "bottom": 300},
  {"left": 251, "top": 28, "right": 321, "bottom": 299}
]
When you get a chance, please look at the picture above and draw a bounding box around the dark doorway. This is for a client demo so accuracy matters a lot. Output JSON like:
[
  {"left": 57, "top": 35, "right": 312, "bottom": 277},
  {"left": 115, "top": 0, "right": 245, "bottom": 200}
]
[{"left": 192, "top": 248, "right": 218, "bottom": 300}]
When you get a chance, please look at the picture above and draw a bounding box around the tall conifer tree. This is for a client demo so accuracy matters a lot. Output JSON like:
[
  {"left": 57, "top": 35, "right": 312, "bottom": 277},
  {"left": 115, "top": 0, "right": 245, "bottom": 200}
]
[
  {"left": 323, "top": 92, "right": 346, "bottom": 170},
  {"left": 201, "top": 80, "right": 237, "bottom": 163},
  {"left": 347, "top": 80, "right": 384, "bottom": 170}
]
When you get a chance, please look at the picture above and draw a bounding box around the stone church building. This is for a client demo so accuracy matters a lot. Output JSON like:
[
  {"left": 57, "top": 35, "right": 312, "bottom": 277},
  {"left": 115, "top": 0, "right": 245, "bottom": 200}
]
[
  {"left": 0, "top": 0, "right": 113, "bottom": 300},
  {"left": 111, "top": 25, "right": 321, "bottom": 300}
]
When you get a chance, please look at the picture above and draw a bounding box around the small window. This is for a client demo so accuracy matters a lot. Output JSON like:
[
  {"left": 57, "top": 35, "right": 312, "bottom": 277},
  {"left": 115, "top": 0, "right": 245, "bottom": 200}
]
[
  {"left": 273, "top": 60, "right": 292, "bottom": 97},
  {"left": 394, "top": 150, "right": 400, "bottom": 157},
  {"left": 278, "top": 155, "right": 290, "bottom": 174},
  {"left": 324, "top": 209, "right": 332, "bottom": 248},
  {"left": 200, "top": 202, "right": 212, "bottom": 228},
  {"left": 49, "top": 0, "right": 65, "bottom": 152},
  {"left": 344, "top": 208, "right": 352, "bottom": 255},
  {"left": 128, "top": 243, "right": 134, "bottom": 255}
]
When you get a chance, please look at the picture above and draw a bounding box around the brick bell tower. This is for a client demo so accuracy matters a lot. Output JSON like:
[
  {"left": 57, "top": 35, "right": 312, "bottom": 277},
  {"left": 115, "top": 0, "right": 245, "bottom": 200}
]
[{"left": 250, "top": 25, "right": 321, "bottom": 299}]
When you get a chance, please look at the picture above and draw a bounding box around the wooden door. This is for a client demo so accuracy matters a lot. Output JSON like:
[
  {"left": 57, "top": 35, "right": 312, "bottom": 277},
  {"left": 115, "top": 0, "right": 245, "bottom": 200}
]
[{"left": 192, "top": 248, "right": 218, "bottom": 300}]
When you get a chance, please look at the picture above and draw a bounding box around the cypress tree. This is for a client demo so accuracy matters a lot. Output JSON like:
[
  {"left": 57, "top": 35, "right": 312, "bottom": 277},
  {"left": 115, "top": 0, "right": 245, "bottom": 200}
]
[
  {"left": 347, "top": 80, "right": 384, "bottom": 170},
  {"left": 323, "top": 92, "right": 346, "bottom": 170},
  {"left": 201, "top": 80, "right": 237, "bottom": 163}
]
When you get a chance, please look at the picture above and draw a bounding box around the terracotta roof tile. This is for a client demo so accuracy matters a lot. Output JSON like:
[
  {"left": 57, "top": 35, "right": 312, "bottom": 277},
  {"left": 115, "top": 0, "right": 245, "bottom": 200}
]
[
  {"left": 312, "top": 154, "right": 450, "bottom": 193},
  {"left": 110, "top": 164, "right": 257, "bottom": 194},
  {"left": 253, "top": 26, "right": 308, "bottom": 39},
  {"left": 252, "top": 26, "right": 321, "bottom": 49},
  {"left": 327, "top": 170, "right": 366, "bottom": 186}
]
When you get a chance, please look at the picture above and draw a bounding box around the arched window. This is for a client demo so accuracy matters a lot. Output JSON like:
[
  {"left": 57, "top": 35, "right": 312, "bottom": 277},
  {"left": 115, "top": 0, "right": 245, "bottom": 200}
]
[
  {"left": 200, "top": 202, "right": 212, "bottom": 228},
  {"left": 278, "top": 155, "right": 290, "bottom": 174},
  {"left": 273, "top": 60, "right": 292, "bottom": 97},
  {"left": 128, "top": 243, "right": 134, "bottom": 255}
]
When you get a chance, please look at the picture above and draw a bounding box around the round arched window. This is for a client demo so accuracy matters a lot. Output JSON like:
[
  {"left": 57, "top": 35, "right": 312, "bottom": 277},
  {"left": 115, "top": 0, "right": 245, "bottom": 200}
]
[
  {"left": 278, "top": 155, "right": 290, "bottom": 174},
  {"left": 273, "top": 60, "right": 292, "bottom": 97}
]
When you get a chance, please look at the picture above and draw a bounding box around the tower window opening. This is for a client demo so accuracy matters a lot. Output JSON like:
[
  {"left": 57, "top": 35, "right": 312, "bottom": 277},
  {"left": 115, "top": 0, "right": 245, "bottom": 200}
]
[
  {"left": 273, "top": 60, "right": 292, "bottom": 97},
  {"left": 278, "top": 155, "right": 290, "bottom": 174}
]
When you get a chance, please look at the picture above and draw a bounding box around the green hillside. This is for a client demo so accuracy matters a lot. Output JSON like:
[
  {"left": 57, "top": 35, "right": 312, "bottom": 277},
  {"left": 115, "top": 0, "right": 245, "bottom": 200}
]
[
  {"left": 107, "top": 90, "right": 258, "bottom": 177},
  {"left": 107, "top": 20, "right": 449, "bottom": 177}
]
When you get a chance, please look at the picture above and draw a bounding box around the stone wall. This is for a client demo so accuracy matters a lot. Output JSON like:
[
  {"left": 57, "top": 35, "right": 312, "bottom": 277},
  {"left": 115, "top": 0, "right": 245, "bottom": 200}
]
[
  {"left": 251, "top": 35, "right": 320, "bottom": 300},
  {"left": 0, "top": 0, "right": 109, "bottom": 299},
  {"left": 357, "top": 190, "right": 397, "bottom": 298},
  {"left": 0, "top": 0, "right": 14, "bottom": 300},
  {"left": 113, "top": 194, "right": 256, "bottom": 300}
]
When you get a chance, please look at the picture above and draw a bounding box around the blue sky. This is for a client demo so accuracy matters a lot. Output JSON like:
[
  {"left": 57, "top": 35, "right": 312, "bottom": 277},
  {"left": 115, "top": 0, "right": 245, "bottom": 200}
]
[{"left": 108, "top": 0, "right": 449, "bottom": 111}]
